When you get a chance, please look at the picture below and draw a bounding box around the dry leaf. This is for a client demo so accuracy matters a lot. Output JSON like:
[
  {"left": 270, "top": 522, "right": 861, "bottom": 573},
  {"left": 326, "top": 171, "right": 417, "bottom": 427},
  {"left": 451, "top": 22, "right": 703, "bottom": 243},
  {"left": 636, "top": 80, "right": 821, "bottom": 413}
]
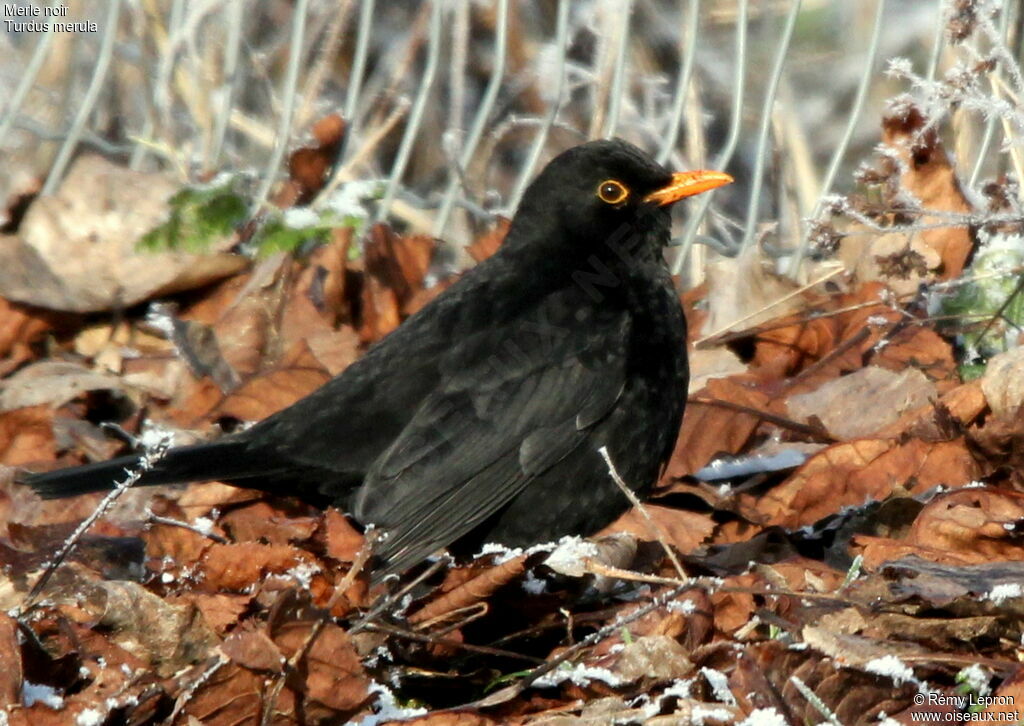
[
  {"left": 466, "top": 217, "right": 510, "bottom": 262},
  {"left": 221, "top": 621, "right": 285, "bottom": 673},
  {"left": 599, "top": 504, "right": 715, "bottom": 555},
  {"left": 200, "top": 542, "right": 319, "bottom": 592},
  {"left": 325, "top": 508, "right": 365, "bottom": 562},
  {"left": 908, "top": 488, "right": 1024, "bottom": 561},
  {"left": 786, "top": 366, "right": 936, "bottom": 440},
  {"left": 881, "top": 104, "right": 975, "bottom": 279},
  {"left": 0, "top": 155, "right": 246, "bottom": 313},
  {"left": 745, "top": 438, "right": 977, "bottom": 528},
  {"left": 981, "top": 345, "right": 1024, "bottom": 420},
  {"left": 214, "top": 339, "right": 331, "bottom": 422},
  {"left": 0, "top": 613, "right": 22, "bottom": 709},
  {"left": 0, "top": 360, "right": 124, "bottom": 412},
  {"left": 667, "top": 376, "right": 773, "bottom": 478},
  {"left": 0, "top": 404, "right": 55, "bottom": 466}
]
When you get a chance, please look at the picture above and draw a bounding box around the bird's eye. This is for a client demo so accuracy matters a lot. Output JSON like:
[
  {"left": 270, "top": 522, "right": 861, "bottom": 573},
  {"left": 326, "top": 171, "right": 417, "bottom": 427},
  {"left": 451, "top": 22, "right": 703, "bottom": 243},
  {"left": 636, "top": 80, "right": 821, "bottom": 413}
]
[{"left": 596, "top": 179, "right": 629, "bottom": 205}]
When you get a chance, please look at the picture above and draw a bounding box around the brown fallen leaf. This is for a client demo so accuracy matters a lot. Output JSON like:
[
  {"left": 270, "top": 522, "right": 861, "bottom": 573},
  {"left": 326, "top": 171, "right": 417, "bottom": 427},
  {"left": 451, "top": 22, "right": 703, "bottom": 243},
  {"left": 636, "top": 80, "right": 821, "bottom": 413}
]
[
  {"left": 0, "top": 613, "right": 21, "bottom": 709},
  {"left": 980, "top": 345, "right": 1024, "bottom": 420},
  {"left": 409, "top": 555, "right": 528, "bottom": 626},
  {"left": 466, "top": 216, "right": 510, "bottom": 262},
  {"left": 753, "top": 641, "right": 918, "bottom": 724},
  {"left": 0, "top": 404, "right": 55, "bottom": 466},
  {"left": 751, "top": 282, "right": 900, "bottom": 384},
  {"left": 221, "top": 620, "right": 285, "bottom": 673},
  {"left": 51, "top": 579, "right": 218, "bottom": 677},
  {"left": 0, "top": 297, "right": 63, "bottom": 362},
  {"left": 611, "top": 634, "right": 694, "bottom": 683},
  {"left": 0, "top": 154, "right": 247, "bottom": 313},
  {"left": 855, "top": 536, "right": 984, "bottom": 569},
  {"left": 200, "top": 542, "right": 320, "bottom": 592},
  {"left": 325, "top": 508, "right": 365, "bottom": 562},
  {"left": 872, "top": 556, "right": 1024, "bottom": 611},
  {"left": 710, "top": 572, "right": 758, "bottom": 634},
  {"left": 598, "top": 504, "right": 715, "bottom": 555},
  {"left": 879, "top": 379, "right": 987, "bottom": 440},
  {"left": 786, "top": 366, "right": 937, "bottom": 441},
  {"left": 169, "top": 592, "right": 252, "bottom": 635},
  {"left": 907, "top": 488, "right": 1024, "bottom": 561},
  {"left": 219, "top": 501, "right": 319, "bottom": 546},
  {"left": 359, "top": 223, "right": 438, "bottom": 342},
  {"left": 872, "top": 324, "right": 959, "bottom": 390},
  {"left": 268, "top": 594, "right": 371, "bottom": 715},
  {"left": 0, "top": 360, "right": 125, "bottom": 412},
  {"left": 143, "top": 497, "right": 216, "bottom": 567},
  {"left": 743, "top": 438, "right": 977, "bottom": 529},
  {"left": 280, "top": 113, "right": 346, "bottom": 206},
  {"left": 666, "top": 376, "right": 773, "bottom": 478},
  {"left": 213, "top": 338, "right": 331, "bottom": 422},
  {"left": 881, "top": 103, "right": 975, "bottom": 279},
  {"left": 814, "top": 606, "right": 1002, "bottom": 651},
  {"left": 280, "top": 230, "right": 360, "bottom": 373},
  {"left": 801, "top": 623, "right": 936, "bottom": 668},
  {"left": 175, "top": 660, "right": 272, "bottom": 726},
  {"left": 983, "top": 665, "right": 1024, "bottom": 719}
]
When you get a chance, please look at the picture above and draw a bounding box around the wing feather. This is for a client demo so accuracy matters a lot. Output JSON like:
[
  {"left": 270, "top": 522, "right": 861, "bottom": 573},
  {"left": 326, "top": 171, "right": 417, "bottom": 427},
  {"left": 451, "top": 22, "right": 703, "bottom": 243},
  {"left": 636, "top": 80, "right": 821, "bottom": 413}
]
[{"left": 354, "top": 299, "right": 631, "bottom": 571}]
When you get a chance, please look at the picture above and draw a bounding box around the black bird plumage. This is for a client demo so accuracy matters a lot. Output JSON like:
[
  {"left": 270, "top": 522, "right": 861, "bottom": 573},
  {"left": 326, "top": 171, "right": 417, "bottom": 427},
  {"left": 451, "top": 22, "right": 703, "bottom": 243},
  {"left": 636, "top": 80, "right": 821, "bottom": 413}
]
[{"left": 21, "top": 139, "right": 732, "bottom": 577}]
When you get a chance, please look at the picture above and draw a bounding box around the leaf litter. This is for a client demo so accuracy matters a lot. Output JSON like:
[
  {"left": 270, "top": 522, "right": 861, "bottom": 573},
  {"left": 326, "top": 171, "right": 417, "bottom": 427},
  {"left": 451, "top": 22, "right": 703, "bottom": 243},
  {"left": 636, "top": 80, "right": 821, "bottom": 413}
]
[{"left": 6, "top": 76, "right": 1024, "bottom": 726}]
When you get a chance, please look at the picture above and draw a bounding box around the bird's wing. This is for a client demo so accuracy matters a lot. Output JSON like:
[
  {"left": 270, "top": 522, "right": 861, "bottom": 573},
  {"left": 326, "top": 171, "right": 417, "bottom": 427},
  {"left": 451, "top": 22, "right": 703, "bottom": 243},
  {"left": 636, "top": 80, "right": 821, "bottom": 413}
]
[{"left": 353, "top": 299, "right": 630, "bottom": 573}]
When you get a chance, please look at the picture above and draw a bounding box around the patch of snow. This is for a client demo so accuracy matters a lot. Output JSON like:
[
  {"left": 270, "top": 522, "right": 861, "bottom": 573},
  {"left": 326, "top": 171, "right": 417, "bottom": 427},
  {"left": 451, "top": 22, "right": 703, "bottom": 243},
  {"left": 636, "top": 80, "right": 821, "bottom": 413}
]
[
  {"left": 23, "top": 682, "right": 64, "bottom": 709},
  {"left": 736, "top": 707, "right": 788, "bottom": 726},
  {"left": 957, "top": 663, "right": 992, "bottom": 697},
  {"left": 477, "top": 535, "right": 578, "bottom": 565},
  {"left": 477, "top": 542, "right": 525, "bottom": 563},
  {"left": 145, "top": 302, "right": 177, "bottom": 338},
  {"left": 323, "top": 180, "right": 382, "bottom": 222},
  {"left": 700, "top": 667, "right": 737, "bottom": 705},
  {"left": 886, "top": 57, "right": 914, "bottom": 79},
  {"left": 282, "top": 206, "right": 321, "bottom": 229},
  {"left": 864, "top": 654, "right": 915, "bottom": 685},
  {"left": 533, "top": 663, "right": 623, "bottom": 689},
  {"left": 544, "top": 537, "right": 599, "bottom": 577},
  {"left": 76, "top": 708, "right": 106, "bottom": 726},
  {"left": 287, "top": 560, "right": 321, "bottom": 589},
  {"left": 692, "top": 705, "right": 736, "bottom": 725},
  {"left": 666, "top": 598, "right": 697, "bottom": 615},
  {"left": 138, "top": 424, "right": 176, "bottom": 453},
  {"left": 987, "top": 583, "right": 1024, "bottom": 605},
  {"left": 521, "top": 571, "right": 547, "bottom": 595},
  {"left": 661, "top": 678, "right": 694, "bottom": 700},
  {"left": 353, "top": 682, "right": 427, "bottom": 726},
  {"left": 190, "top": 171, "right": 239, "bottom": 192},
  {"left": 192, "top": 517, "right": 215, "bottom": 535}
]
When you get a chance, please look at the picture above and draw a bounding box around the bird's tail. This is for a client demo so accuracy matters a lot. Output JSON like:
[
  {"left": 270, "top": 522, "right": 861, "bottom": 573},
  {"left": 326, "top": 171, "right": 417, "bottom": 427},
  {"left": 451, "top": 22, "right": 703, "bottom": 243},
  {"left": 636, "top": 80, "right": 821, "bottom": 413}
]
[{"left": 19, "top": 439, "right": 252, "bottom": 500}]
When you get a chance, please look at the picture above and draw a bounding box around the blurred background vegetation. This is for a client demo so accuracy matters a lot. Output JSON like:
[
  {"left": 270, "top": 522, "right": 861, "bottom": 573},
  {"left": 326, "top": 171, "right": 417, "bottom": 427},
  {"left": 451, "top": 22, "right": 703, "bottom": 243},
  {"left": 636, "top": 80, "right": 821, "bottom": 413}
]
[{"left": 1, "top": 0, "right": 1020, "bottom": 287}]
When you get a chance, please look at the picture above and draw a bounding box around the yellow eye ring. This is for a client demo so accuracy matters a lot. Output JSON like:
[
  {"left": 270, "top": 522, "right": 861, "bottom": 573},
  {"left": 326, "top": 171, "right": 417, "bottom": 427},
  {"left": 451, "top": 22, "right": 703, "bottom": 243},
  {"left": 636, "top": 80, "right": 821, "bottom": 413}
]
[{"left": 597, "top": 179, "right": 629, "bottom": 205}]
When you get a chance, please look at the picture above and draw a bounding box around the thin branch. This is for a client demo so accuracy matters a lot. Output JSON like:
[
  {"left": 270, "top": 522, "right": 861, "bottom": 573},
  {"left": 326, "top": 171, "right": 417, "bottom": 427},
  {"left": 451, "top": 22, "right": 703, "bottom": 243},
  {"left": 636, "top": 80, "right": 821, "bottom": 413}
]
[{"left": 598, "top": 446, "right": 687, "bottom": 579}]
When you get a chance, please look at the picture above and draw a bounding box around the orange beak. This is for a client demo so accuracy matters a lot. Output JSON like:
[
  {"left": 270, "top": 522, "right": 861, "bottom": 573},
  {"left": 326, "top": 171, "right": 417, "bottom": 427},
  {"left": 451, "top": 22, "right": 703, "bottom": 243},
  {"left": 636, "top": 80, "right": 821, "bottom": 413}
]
[{"left": 643, "top": 170, "right": 734, "bottom": 206}]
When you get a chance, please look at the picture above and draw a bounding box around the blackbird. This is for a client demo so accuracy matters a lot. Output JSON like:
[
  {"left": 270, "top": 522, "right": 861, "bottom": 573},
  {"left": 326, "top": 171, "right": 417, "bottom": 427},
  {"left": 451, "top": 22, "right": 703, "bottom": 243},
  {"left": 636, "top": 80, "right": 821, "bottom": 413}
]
[{"left": 22, "top": 139, "right": 732, "bottom": 576}]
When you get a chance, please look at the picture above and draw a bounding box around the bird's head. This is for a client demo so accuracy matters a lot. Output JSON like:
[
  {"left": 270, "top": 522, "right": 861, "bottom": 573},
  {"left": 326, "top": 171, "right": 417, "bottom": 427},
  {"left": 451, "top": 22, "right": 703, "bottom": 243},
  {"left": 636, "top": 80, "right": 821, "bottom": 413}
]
[{"left": 509, "top": 138, "right": 732, "bottom": 258}]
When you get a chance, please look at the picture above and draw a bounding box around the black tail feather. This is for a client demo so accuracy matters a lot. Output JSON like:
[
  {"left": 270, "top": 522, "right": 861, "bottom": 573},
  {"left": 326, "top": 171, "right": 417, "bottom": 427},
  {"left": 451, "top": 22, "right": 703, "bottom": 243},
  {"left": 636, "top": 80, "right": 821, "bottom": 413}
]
[{"left": 19, "top": 439, "right": 253, "bottom": 500}]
